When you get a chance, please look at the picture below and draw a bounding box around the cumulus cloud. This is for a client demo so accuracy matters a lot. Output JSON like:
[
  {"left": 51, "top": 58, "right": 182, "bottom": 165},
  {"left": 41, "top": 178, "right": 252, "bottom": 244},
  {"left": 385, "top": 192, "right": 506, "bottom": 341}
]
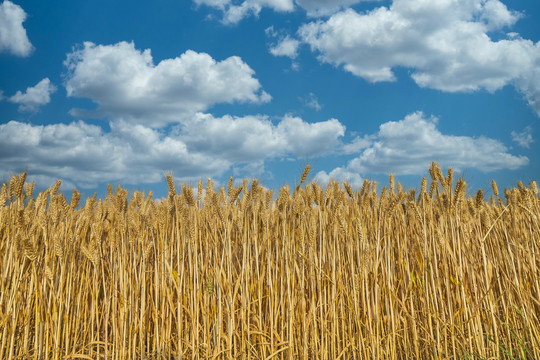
[
  {"left": 350, "top": 112, "right": 528, "bottom": 173},
  {"left": 8, "top": 78, "right": 57, "bottom": 112},
  {"left": 342, "top": 134, "right": 373, "bottom": 154},
  {"left": 0, "top": 114, "right": 345, "bottom": 188},
  {"left": 314, "top": 167, "right": 363, "bottom": 188},
  {"left": 180, "top": 113, "right": 344, "bottom": 160},
  {"left": 194, "top": 0, "right": 294, "bottom": 24},
  {"left": 266, "top": 26, "right": 301, "bottom": 69},
  {"left": 64, "top": 41, "right": 271, "bottom": 127},
  {"left": 0, "top": 121, "right": 184, "bottom": 187},
  {"left": 10, "top": 40, "right": 346, "bottom": 188},
  {"left": 318, "top": 111, "right": 528, "bottom": 180},
  {"left": 511, "top": 126, "right": 533, "bottom": 148},
  {"left": 0, "top": 120, "right": 231, "bottom": 189},
  {"left": 0, "top": 0, "right": 33, "bottom": 57},
  {"left": 299, "top": 0, "right": 540, "bottom": 116},
  {"left": 269, "top": 35, "right": 300, "bottom": 58}
]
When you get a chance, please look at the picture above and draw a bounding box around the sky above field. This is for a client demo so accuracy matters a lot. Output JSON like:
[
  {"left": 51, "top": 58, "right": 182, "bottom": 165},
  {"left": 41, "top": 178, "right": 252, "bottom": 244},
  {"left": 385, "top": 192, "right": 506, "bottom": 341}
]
[{"left": 0, "top": 0, "right": 539, "bottom": 198}]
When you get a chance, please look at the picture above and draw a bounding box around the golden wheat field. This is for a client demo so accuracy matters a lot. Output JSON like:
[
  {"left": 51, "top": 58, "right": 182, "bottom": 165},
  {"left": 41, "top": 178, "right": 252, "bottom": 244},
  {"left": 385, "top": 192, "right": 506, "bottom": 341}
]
[{"left": 0, "top": 163, "right": 539, "bottom": 359}]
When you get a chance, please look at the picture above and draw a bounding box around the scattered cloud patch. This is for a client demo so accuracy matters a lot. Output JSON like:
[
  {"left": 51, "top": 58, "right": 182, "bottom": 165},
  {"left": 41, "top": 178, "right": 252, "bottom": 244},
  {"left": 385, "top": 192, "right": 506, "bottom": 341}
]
[
  {"left": 194, "top": 0, "right": 294, "bottom": 24},
  {"left": 511, "top": 126, "right": 533, "bottom": 148},
  {"left": 314, "top": 167, "right": 363, "bottom": 188},
  {"left": 8, "top": 78, "right": 57, "bottom": 112},
  {"left": 298, "top": 0, "right": 540, "bottom": 116},
  {"left": 269, "top": 35, "right": 300, "bottom": 58},
  {"left": 0, "top": 0, "right": 33, "bottom": 57},
  {"left": 64, "top": 41, "right": 271, "bottom": 127},
  {"left": 266, "top": 27, "right": 301, "bottom": 70},
  {"left": 300, "top": 92, "right": 322, "bottom": 110}
]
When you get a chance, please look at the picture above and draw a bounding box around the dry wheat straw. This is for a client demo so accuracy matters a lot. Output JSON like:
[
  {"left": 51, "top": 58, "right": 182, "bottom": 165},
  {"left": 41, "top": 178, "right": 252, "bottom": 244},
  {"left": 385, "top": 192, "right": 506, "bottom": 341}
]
[{"left": 0, "top": 168, "right": 538, "bottom": 359}]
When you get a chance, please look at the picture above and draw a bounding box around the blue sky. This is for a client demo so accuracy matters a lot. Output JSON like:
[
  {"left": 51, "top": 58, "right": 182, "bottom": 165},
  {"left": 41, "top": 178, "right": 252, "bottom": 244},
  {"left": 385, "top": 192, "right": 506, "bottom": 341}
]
[{"left": 0, "top": 0, "right": 539, "bottom": 198}]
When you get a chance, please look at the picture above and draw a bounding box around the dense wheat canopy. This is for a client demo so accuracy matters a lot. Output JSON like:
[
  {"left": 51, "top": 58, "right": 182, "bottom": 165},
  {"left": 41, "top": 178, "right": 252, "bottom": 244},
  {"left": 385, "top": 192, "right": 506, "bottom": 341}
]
[{"left": 0, "top": 164, "right": 539, "bottom": 359}]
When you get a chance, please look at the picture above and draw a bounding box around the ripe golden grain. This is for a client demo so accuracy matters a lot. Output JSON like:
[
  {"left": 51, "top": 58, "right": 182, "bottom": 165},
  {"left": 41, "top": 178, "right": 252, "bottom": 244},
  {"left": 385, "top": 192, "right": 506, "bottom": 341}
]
[{"left": 0, "top": 168, "right": 538, "bottom": 359}]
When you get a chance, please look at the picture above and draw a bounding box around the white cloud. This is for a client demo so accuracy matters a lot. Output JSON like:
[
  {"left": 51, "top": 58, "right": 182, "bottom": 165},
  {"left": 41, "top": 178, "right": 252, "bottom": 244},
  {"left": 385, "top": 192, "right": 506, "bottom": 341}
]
[
  {"left": 266, "top": 27, "right": 301, "bottom": 70},
  {"left": 320, "top": 111, "right": 528, "bottom": 179},
  {"left": 232, "top": 161, "right": 267, "bottom": 179},
  {"left": 314, "top": 167, "right": 363, "bottom": 188},
  {"left": 194, "top": 0, "right": 229, "bottom": 8},
  {"left": 480, "top": 0, "right": 522, "bottom": 30},
  {"left": 342, "top": 134, "right": 373, "bottom": 154},
  {"left": 0, "top": 113, "right": 345, "bottom": 188},
  {"left": 269, "top": 35, "right": 300, "bottom": 58},
  {"left": 15, "top": 40, "right": 347, "bottom": 188},
  {"left": 515, "top": 65, "right": 540, "bottom": 116},
  {"left": 0, "top": 0, "right": 32, "bottom": 57},
  {"left": 0, "top": 120, "right": 229, "bottom": 189},
  {"left": 511, "top": 126, "right": 533, "bottom": 148},
  {"left": 194, "top": 0, "right": 377, "bottom": 21},
  {"left": 194, "top": 0, "right": 294, "bottom": 24},
  {"left": 299, "top": 0, "right": 540, "bottom": 116},
  {"left": 277, "top": 115, "right": 345, "bottom": 156},
  {"left": 295, "top": 0, "right": 373, "bottom": 17},
  {"left": 181, "top": 113, "right": 345, "bottom": 160},
  {"left": 8, "top": 78, "right": 57, "bottom": 112},
  {"left": 64, "top": 41, "right": 271, "bottom": 127},
  {"left": 300, "top": 92, "right": 322, "bottom": 110}
]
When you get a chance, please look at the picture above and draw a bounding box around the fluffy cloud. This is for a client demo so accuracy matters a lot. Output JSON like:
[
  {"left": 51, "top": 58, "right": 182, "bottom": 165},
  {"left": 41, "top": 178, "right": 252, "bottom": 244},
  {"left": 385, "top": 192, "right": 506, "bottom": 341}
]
[
  {"left": 269, "top": 35, "right": 300, "bottom": 58},
  {"left": 0, "top": 120, "right": 207, "bottom": 188},
  {"left": 511, "top": 126, "right": 533, "bottom": 148},
  {"left": 8, "top": 78, "right": 57, "bottom": 112},
  {"left": 0, "top": 0, "right": 32, "bottom": 57},
  {"left": 342, "top": 134, "right": 373, "bottom": 154},
  {"left": 21, "top": 40, "right": 345, "bottom": 188},
  {"left": 515, "top": 65, "right": 540, "bottom": 116},
  {"left": 175, "top": 113, "right": 344, "bottom": 160},
  {"left": 318, "top": 112, "right": 528, "bottom": 179},
  {"left": 0, "top": 120, "right": 231, "bottom": 189},
  {"left": 265, "top": 26, "right": 301, "bottom": 69},
  {"left": 299, "top": 0, "right": 540, "bottom": 116},
  {"left": 194, "top": 0, "right": 294, "bottom": 24},
  {"left": 0, "top": 114, "right": 345, "bottom": 188},
  {"left": 314, "top": 167, "right": 363, "bottom": 188},
  {"left": 64, "top": 41, "right": 271, "bottom": 127}
]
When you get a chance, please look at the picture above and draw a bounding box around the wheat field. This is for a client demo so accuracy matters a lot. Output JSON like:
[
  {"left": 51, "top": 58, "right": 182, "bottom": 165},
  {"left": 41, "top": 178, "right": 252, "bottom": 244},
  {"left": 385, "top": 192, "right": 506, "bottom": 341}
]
[{"left": 0, "top": 163, "right": 539, "bottom": 359}]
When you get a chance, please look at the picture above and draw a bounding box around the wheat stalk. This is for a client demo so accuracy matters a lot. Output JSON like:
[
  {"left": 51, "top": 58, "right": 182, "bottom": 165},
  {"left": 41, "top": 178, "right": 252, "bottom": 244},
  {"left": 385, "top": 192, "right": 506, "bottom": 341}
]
[{"left": 0, "top": 167, "right": 538, "bottom": 359}]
